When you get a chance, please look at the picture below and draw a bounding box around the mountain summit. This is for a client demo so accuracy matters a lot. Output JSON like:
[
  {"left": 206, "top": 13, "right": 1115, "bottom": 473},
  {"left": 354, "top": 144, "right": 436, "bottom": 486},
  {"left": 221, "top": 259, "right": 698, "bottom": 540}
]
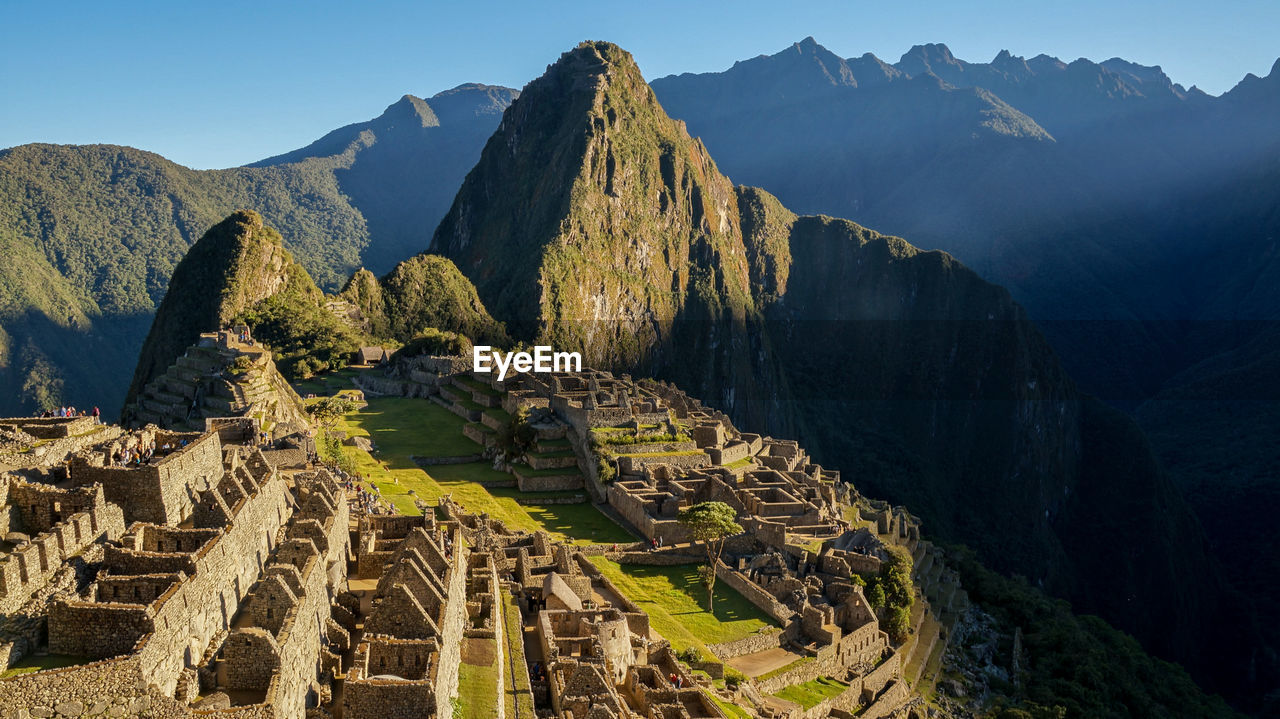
[{"left": 424, "top": 41, "right": 1223, "bottom": 680}]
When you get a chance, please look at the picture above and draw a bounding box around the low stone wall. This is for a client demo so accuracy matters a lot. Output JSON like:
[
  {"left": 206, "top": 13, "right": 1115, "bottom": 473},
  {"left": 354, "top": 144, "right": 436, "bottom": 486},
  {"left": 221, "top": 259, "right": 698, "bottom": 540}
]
[
  {"left": 462, "top": 423, "right": 495, "bottom": 447},
  {"left": 514, "top": 494, "right": 586, "bottom": 506},
  {"left": 514, "top": 471, "right": 583, "bottom": 492},
  {"left": 714, "top": 562, "right": 795, "bottom": 624},
  {"left": 708, "top": 627, "right": 786, "bottom": 660},
  {"left": 412, "top": 454, "right": 483, "bottom": 466},
  {"left": 0, "top": 655, "right": 188, "bottom": 718},
  {"left": 595, "top": 440, "right": 697, "bottom": 455},
  {"left": 616, "top": 452, "right": 709, "bottom": 473},
  {"left": 615, "top": 551, "right": 704, "bottom": 565},
  {"left": 526, "top": 453, "right": 578, "bottom": 470}
]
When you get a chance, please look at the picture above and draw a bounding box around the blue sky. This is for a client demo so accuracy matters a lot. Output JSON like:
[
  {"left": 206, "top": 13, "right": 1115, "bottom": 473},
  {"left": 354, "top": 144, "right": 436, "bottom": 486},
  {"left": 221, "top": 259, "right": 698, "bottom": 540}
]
[{"left": 2, "top": 0, "right": 1276, "bottom": 169}]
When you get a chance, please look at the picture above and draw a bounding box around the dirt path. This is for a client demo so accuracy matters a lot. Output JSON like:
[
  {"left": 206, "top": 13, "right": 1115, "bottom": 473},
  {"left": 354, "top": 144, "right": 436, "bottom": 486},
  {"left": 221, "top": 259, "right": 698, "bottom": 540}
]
[{"left": 727, "top": 646, "right": 804, "bottom": 677}]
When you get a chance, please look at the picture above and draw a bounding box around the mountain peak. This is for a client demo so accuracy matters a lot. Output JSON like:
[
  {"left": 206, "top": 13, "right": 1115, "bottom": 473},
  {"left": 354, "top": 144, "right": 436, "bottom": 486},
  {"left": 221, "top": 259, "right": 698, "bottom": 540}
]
[
  {"left": 380, "top": 94, "right": 440, "bottom": 129},
  {"left": 896, "top": 43, "right": 965, "bottom": 80},
  {"left": 125, "top": 210, "right": 297, "bottom": 410},
  {"left": 432, "top": 40, "right": 750, "bottom": 360}
]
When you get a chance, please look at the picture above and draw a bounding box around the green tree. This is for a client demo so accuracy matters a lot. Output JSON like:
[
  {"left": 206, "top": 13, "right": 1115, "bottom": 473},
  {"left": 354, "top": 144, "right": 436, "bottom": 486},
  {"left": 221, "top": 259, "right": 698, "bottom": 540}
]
[
  {"left": 307, "top": 395, "right": 358, "bottom": 428},
  {"left": 676, "top": 501, "right": 743, "bottom": 611},
  {"left": 884, "top": 605, "right": 911, "bottom": 645}
]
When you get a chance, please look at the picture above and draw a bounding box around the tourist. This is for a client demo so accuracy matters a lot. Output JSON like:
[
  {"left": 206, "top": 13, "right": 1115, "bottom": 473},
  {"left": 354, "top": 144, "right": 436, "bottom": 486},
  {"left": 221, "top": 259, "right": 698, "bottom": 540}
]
[{"left": 91, "top": 406, "right": 100, "bottom": 423}]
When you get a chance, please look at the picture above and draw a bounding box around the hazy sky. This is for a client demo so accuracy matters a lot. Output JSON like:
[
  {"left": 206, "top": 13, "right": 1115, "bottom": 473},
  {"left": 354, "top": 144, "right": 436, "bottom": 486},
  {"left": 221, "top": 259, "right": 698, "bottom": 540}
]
[{"left": 3, "top": 0, "right": 1276, "bottom": 169}]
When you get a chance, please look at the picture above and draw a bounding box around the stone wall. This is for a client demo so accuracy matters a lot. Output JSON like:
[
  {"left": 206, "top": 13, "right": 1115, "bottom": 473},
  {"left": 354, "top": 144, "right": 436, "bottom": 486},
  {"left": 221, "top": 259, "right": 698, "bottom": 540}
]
[
  {"left": 514, "top": 473, "right": 584, "bottom": 492},
  {"left": 0, "top": 485, "right": 125, "bottom": 615},
  {"left": 708, "top": 626, "right": 789, "bottom": 660},
  {"left": 223, "top": 473, "right": 348, "bottom": 717},
  {"left": 430, "top": 528, "right": 469, "bottom": 717},
  {"left": 616, "top": 453, "right": 709, "bottom": 473},
  {"left": 342, "top": 677, "right": 435, "bottom": 719},
  {"left": 714, "top": 562, "right": 796, "bottom": 623},
  {"left": 0, "top": 416, "right": 96, "bottom": 440},
  {"left": 70, "top": 431, "right": 224, "bottom": 525},
  {"left": 0, "top": 655, "right": 196, "bottom": 719},
  {"left": 47, "top": 465, "right": 291, "bottom": 698}
]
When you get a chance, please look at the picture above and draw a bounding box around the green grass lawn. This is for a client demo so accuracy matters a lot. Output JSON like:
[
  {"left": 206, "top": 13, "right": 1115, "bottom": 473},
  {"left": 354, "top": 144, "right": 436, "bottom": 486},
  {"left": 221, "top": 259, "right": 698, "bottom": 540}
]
[
  {"left": 456, "top": 643, "right": 499, "bottom": 719},
  {"left": 336, "top": 398, "right": 632, "bottom": 545},
  {"left": 501, "top": 592, "right": 536, "bottom": 719},
  {"left": 0, "top": 654, "right": 85, "bottom": 679},
  {"left": 343, "top": 396, "right": 480, "bottom": 458},
  {"left": 586, "top": 557, "right": 778, "bottom": 660},
  {"left": 773, "top": 677, "right": 850, "bottom": 709},
  {"left": 711, "top": 694, "right": 753, "bottom": 719}
]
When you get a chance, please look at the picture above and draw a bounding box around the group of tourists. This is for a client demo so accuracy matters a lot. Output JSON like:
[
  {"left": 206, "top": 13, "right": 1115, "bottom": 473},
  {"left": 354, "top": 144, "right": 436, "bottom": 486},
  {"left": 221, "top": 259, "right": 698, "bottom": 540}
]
[
  {"left": 109, "top": 433, "right": 187, "bottom": 467},
  {"left": 40, "top": 406, "right": 100, "bottom": 422},
  {"left": 343, "top": 476, "right": 395, "bottom": 516}
]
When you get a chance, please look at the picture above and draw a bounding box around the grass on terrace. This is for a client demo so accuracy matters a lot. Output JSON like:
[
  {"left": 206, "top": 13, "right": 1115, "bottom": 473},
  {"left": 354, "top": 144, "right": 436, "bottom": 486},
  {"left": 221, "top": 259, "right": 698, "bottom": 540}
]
[
  {"left": 586, "top": 557, "right": 778, "bottom": 660},
  {"left": 456, "top": 641, "right": 499, "bottom": 719},
  {"left": 333, "top": 394, "right": 632, "bottom": 545},
  {"left": 501, "top": 592, "right": 536, "bottom": 719},
  {"left": 711, "top": 694, "right": 752, "bottom": 719},
  {"left": 773, "top": 676, "right": 849, "bottom": 709}
]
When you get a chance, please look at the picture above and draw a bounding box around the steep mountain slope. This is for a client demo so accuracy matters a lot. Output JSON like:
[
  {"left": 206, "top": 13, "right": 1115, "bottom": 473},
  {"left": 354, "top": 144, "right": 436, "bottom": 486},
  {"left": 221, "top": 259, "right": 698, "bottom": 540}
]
[
  {"left": 0, "top": 85, "right": 515, "bottom": 416},
  {"left": 252, "top": 84, "right": 519, "bottom": 271},
  {"left": 427, "top": 40, "right": 1232, "bottom": 696},
  {"left": 125, "top": 210, "right": 305, "bottom": 408},
  {"left": 340, "top": 255, "right": 509, "bottom": 345},
  {"left": 651, "top": 39, "right": 1280, "bottom": 707}
]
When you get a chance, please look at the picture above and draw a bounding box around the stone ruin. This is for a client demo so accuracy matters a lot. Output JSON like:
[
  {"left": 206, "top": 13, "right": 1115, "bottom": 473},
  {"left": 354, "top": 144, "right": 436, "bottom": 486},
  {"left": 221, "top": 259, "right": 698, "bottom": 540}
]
[{"left": 0, "top": 405, "right": 350, "bottom": 719}]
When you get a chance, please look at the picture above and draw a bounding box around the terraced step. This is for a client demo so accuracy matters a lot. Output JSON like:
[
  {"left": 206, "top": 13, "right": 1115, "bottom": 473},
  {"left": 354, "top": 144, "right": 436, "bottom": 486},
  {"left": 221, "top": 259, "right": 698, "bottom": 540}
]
[
  {"left": 903, "top": 610, "right": 941, "bottom": 687},
  {"left": 525, "top": 451, "right": 579, "bottom": 470},
  {"left": 438, "top": 384, "right": 468, "bottom": 404},
  {"left": 913, "top": 550, "right": 935, "bottom": 581},
  {"left": 512, "top": 463, "right": 584, "bottom": 492},
  {"left": 534, "top": 437, "right": 573, "bottom": 453}
]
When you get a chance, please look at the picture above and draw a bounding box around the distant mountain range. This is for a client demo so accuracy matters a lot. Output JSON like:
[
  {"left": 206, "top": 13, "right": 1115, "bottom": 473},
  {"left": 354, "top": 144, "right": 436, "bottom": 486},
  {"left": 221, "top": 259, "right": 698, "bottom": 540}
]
[
  {"left": 1, "top": 37, "right": 1277, "bottom": 712},
  {"left": 652, "top": 38, "right": 1280, "bottom": 712}
]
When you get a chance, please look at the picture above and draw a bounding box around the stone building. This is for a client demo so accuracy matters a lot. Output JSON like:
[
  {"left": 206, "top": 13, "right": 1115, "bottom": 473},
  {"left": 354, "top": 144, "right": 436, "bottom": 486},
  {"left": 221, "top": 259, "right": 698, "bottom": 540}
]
[{"left": 342, "top": 520, "right": 469, "bottom": 719}]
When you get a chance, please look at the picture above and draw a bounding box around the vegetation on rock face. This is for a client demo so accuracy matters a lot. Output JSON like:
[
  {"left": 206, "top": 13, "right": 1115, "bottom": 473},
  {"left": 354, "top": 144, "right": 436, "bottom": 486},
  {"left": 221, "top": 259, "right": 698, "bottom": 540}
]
[
  {"left": 950, "top": 547, "right": 1240, "bottom": 719},
  {"left": 393, "top": 328, "right": 473, "bottom": 358},
  {"left": 349, "top": 254, "right": 509, "bottom": 346},
  {"left": 235, "top": 263, "right": 365, "bottom": 380}
]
